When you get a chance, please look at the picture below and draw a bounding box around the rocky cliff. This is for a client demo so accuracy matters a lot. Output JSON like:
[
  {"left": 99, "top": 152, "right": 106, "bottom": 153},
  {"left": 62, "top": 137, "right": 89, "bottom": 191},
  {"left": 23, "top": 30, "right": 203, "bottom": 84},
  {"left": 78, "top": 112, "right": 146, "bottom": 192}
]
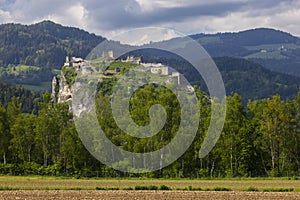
[
  {"left": 51, "top": 73, "right": 73, "bottom": 103},
  {"left": 51, "top": 56, "right": 92, "bottom": 104}
]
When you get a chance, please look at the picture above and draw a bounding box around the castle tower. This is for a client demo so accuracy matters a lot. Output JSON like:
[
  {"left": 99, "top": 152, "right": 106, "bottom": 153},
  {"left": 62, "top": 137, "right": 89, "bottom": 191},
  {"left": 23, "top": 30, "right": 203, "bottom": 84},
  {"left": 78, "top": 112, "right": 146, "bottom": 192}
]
[
  {"left": 64, "top": 56, "right": 70, "bottom": 67},
  {"left": 102, "top": 50, "right": 114, "bottom": 58}
]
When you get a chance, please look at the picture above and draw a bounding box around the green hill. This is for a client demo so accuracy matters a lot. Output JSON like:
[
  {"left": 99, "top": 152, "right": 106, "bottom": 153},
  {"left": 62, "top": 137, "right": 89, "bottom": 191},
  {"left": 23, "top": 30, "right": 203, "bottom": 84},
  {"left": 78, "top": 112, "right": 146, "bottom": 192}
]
[
  {"left": 0, "top": 21, "right": 105, "bottom": 90},
  {"left": 214, "top": 57, "right": 300, "bottom": 101},
  {"left": 0, "top": 20, "right": 104, "bottom": 69},
  {"left": 190, "top": 28, "right": 300, "bottom": 76}
]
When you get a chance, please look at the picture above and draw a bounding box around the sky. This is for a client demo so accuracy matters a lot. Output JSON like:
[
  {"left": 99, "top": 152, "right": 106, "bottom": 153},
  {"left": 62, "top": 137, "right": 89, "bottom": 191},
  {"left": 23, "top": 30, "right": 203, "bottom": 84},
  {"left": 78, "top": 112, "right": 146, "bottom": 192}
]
[{"left": 0, "top": 0, "right": 300, "bottom": 40}]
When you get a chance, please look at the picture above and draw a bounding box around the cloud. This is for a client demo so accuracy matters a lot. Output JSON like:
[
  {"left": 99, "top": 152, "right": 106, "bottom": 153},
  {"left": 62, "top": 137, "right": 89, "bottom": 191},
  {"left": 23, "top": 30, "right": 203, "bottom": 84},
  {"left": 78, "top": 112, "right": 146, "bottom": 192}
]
[
  {"left": 113, "top": 28, "right": 182, "bottom": 45},
  {"left": 0, "top": 0, "right": 299, "bottom": 38},
  {"left": 82, "top": 0, "right": 245, "bottom": 31}
]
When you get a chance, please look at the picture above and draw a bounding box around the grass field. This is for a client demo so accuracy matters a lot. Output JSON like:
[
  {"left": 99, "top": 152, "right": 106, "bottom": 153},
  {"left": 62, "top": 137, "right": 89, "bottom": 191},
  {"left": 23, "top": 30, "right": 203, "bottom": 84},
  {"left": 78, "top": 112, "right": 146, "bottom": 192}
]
[
  {"left": 0, "top": 176, "right": 300, "bottom": 199},
  {"left": 0, "top": 176, "right": 299, "bottom": 192}
]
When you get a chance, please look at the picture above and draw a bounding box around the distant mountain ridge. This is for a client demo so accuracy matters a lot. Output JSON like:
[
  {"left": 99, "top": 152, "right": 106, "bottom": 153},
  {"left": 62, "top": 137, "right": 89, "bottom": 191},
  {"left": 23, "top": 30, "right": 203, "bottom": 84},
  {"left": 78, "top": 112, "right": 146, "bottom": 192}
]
[
  {"left": 191, "top": 28, "right": 300, "bottom": 46},
  {"left": 0, "top": 21, "right": 299, "bottom": 74},
  {"left": 189, "top": 28, "right": 300, "bottom": 76}
]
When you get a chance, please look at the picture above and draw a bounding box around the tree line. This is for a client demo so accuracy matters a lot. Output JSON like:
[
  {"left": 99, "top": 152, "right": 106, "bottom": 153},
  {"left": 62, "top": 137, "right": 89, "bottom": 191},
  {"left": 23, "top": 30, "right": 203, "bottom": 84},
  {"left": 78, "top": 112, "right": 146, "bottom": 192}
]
[{"left": 0, "top": 84, "right": 300, "bottom": 178}]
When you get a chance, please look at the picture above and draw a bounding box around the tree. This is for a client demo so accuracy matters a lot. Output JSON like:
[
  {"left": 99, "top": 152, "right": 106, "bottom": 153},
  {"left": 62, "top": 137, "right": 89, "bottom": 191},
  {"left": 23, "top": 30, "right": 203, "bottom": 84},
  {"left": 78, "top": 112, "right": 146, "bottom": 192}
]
[
  {"left": 246, "top": 99, "right": 268, "bottom": 176},
  {"left": 219, "top": 93, "right": 248, "bottom": 177},
  {"left": 260, "top": 95, "right": 291, "bottom": 176},
  {"left": 35, "top": 92, "right": 63, "bottom": 167},
  {"left": 0, "top": 103, "right": 10, "bottom": 164},
  {"left": 60, "top": 123, "right": 85, "bottom": 174},
  {"left": 7, "top": 97, "right": 21, "bottom": 125},
  {"left": 290, "top": 89, "right": 300, "bottom": 175},
  {"left": 10, "top": 114, "right": 36, "bottom": 162}
]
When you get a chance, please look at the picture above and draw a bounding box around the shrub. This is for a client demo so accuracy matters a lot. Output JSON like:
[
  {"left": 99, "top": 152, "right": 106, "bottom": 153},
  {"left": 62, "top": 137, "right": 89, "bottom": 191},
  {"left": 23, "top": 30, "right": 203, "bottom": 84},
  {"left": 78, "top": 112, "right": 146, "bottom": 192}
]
[
  {"left": 213, "top": 187, "right": 232, "bottom": 191},
  {"left": 134, "top": 185, "right": 149, "bottom": 190},
  {"left": 245, "top": 187, "right": 259, "bottom": 192},
  {"left": 148, "top": 185, "right": 158, "bottom": 190},
  {"left": 186, "top": 186, "right": 202, "bottom": 191},
  {"left": 263, "top": 188, "right": 294, "bottom": 192},
  {"left": 95, "top": 187, "right": 106, "bottom": 190},
  {"left": 134, "top": 185, "right": 158, "bottom": 190},
  {"left": 96, "top": 187, "right": 120, "bottom": 190},
  {"left": 123, "top": 187, "right": 133, "bottom": 190},
  {"left": 159, "top": 185, "right": 171, "bottom": 190},
  {"left": 0, "top": 186, "right": 17, "bottom": 191}
]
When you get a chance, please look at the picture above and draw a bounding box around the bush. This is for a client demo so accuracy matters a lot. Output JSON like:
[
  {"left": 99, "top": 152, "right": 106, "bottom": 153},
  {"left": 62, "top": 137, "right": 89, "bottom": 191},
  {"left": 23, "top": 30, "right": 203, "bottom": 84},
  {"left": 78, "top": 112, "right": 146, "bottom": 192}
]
[
  {"left": 107, "top": 187, "right": 119, "bottom": 190},
  {"left": 134, "top": 185, "right": 149, "bottom": 190},
  {"left": 95, "top": 187, "right": 120, "bottom": 190},
  {"left": 123, "top": 187, "right": 133, "bottom": 190},
  {"left": 263, "top": 188, "right": 294, "bottom": 192},
  {"left": 213, "top": 187, "right": 232, "bottom": 191},
  {"left": 0, "top": 164, "right": 16, "bottom": 175},
  {"left": 95, "top": 187, "right": 106, "bottom": 190},
  {"left": 149, "top": 185, "right": 158, "bottom": 190},
  {"left": 245, "top": 187, "right": 259, "bottom": 192},
  {"left": 0, "top": 186, "right": 17, "bottom": 190},
  {"left": 62, "top": 66, "right": 77, "bottom": 86},
  {"left": 134, "top": 185, "right": 158, "bottom": 190},
  {"left": 159, "top": 185, "right": 171, "bottom": 190},
  {"left": 186, "top": 186, "right": 202, "bottom": 191}
]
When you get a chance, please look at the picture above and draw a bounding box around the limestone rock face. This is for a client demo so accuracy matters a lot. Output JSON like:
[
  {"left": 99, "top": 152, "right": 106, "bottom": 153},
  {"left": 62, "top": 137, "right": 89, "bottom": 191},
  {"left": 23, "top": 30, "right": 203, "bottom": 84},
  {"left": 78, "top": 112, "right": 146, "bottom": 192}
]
[
  {"left": 51, "top": 73, "right": 73, "bottom": 103},
  {"left": 57, "top": 73, "right": 73, "bottom": 103},
  {"left": 51, "top": 57, "right": 81, "bottom": 104},
  {"left": 51, "top": 56, "right": 95, "bottom": 105},
  {"left": 51, "top": 76, "right": 58, "bottom": 102}
]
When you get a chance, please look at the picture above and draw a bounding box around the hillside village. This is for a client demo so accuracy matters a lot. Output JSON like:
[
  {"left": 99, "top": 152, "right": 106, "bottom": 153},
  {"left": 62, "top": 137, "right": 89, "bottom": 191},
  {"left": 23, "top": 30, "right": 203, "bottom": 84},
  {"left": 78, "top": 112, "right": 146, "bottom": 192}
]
[{"left": 51, "top": 51, "right": 195, "bottom": 104}]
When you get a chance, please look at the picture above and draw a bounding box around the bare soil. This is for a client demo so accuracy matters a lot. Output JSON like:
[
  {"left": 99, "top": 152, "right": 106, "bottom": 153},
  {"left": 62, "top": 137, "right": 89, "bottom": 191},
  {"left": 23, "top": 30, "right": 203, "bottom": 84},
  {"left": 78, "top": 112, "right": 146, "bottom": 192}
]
[{"left": 1, "top": 190, "right": 300, "bottom": 200}]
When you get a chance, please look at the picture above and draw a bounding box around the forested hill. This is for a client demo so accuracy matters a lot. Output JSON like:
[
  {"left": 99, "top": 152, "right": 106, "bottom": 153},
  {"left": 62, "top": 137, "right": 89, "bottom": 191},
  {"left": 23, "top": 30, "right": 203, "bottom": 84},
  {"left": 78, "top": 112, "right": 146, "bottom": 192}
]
[
  {"left": 0, "top": 20, "right": 105, "bottom": 69},
  {"left": 122, "top": 47, "right": 300, "bottom": 101},
  {"left": 0, "top": 82, "right": 40, "bottom": 113},
  {"left": 191, "top": 28, "right": 300, "bottom": 47},
  {"left": 190, "top": 28, "right": 300, "bottom": 76},
  {"left": 215, "top": 57, "right": 300, "bottom": 101}
]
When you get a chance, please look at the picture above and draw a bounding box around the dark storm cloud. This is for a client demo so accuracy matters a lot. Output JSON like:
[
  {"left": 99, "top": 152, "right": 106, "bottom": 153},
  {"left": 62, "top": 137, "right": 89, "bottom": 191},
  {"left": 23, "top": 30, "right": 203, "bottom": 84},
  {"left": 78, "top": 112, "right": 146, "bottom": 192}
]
[
  {"left": 0, "top": 0, "right": 299, "bottom": 35},
  {"left": 238, "top": 0, "right": 295, "bottom": 16},
  {"left": 83, "top": 0, "right": 246, "bottom": 30}
]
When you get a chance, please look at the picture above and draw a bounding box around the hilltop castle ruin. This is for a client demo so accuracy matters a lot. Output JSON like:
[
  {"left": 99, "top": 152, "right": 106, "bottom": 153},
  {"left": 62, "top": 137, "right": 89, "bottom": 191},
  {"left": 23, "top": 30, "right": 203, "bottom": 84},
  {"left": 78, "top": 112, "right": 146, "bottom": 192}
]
[{"left": 52, "top": 51, "right": 194, "bottom": 104}]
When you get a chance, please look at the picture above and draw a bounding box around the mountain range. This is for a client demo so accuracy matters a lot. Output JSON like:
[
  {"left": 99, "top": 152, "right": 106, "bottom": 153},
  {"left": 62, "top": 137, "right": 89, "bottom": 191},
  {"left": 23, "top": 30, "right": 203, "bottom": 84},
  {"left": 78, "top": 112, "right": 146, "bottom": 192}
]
[{"left": 0, "top": 20, "right": 299, "bottom": 100}]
